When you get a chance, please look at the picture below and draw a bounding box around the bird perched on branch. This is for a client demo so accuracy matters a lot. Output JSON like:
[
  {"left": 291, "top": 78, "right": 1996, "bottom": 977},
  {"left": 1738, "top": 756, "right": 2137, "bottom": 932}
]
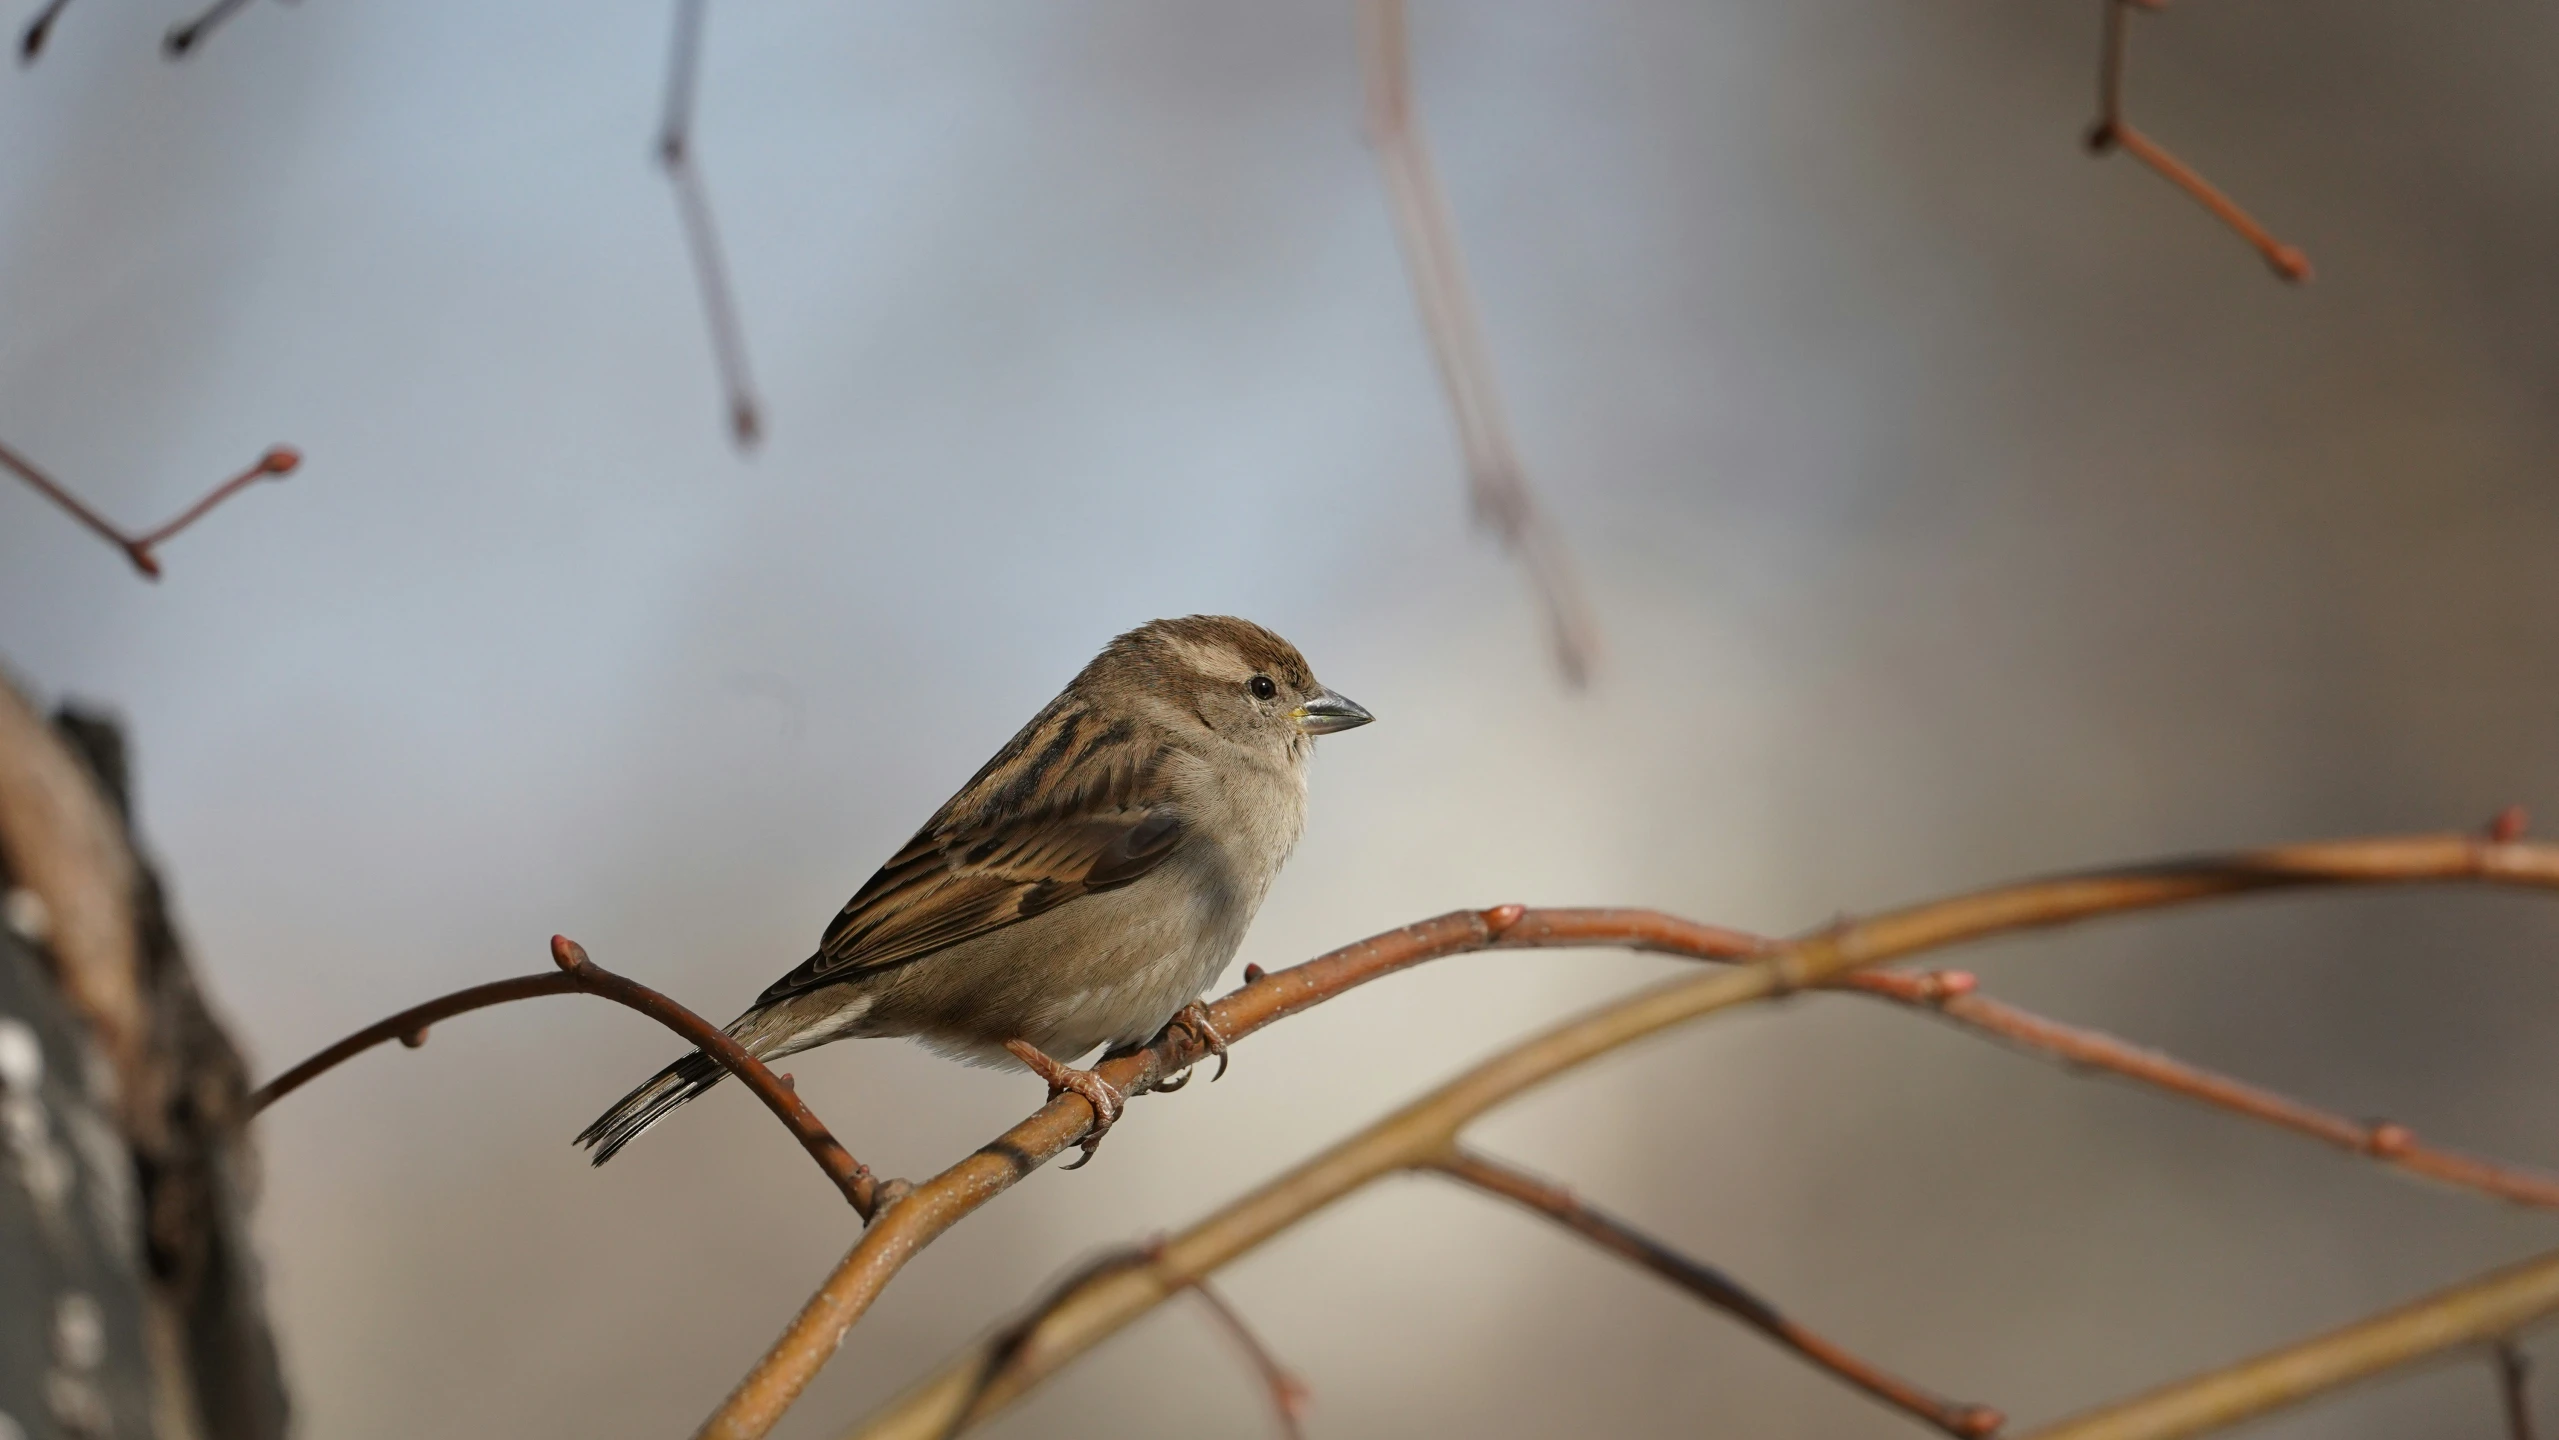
[{"left": 578, "top": 615, "right": 1373, "bottom": 1166}]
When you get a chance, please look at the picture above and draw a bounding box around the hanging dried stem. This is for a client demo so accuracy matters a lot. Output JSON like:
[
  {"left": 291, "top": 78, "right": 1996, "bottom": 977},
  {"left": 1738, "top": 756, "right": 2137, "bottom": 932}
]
[
  {"left": 659, "top": 0, "right": 763, "bottom": 449},
  {"left": 2504, "top": 1343, "right": 2541, "bottom": 1440},
  {"left": 1427, "top": 1147, "right": 2002, "bottom": 1438},
  {"left": 2086, "top": 0, "right": 2311, "bottom": 281},
  {"left": 2015, "top": 1249, "right": 2559, "bottom": 1440},
  {"left": 163, "top": 0, "right": 257, "bottom": 59},
  {"left": 251, "top": 934, "right": 889, "bottom": 1219},
  {"left": 793, "top": 831, "right": 2559, "bottom": 1440},
  {"left": 0, "top": 437, "right": 301, "bottom": 579},
  {"left": 1354, "top": 0, "right": 1601, "bottom": 685},
  {"left": 17, "top": 0, "right": 73, "bottom": 60}
]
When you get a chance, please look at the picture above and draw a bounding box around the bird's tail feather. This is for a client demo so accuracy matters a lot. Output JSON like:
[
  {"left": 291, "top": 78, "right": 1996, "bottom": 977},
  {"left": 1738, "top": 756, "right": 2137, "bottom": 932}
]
[{"left": 576, "top": 1051, "right": 726, "bottom": 1165}]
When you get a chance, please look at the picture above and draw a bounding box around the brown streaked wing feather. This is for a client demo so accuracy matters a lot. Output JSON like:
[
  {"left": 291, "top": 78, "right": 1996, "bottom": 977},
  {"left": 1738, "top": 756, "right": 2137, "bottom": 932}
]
[{"left": 755, "top": 706, "right": 1182, "bottom": 1006}]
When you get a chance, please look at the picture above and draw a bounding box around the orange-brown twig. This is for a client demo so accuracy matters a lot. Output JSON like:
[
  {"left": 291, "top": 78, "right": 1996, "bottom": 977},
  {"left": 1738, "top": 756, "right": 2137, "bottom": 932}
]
[
  {"left": 1429, "top": 1148, "right": 2001, "bottom": 1438},
  {"left": 0, "top": 437, "right": 301, "bottom": 578},
  {"left": 2086, "top": 0, "right": 2310, "bottom": 282},
  {"left": 1846, "top": 967, "right": 2559, "bottom": 1210},
  {"left": 831, "top": 831, "right": 2559, "bottom": 1440},
  {"left": 1354, "top": 0, "right": 1601, "bottom": 685},
  {"left": 658, "top": 0, "right": 762, "bottom": 449},
  {"left": 253, "top": 935, "right": 889, "bottom": 1219}
]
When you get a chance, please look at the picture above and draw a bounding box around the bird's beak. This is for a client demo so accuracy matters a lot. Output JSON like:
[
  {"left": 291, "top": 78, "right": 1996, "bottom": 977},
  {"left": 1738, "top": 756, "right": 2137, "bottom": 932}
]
[{"left": 1292, "top": 688, "right": 1375, "bottom": 735}]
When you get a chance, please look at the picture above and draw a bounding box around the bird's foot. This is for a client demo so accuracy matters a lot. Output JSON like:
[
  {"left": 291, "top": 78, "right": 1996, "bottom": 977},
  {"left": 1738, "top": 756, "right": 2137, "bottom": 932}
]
[
  {"left": 1164, "top": 1001, "right": 1231, "bottom": 1084},
  {"left": 1005, "top": 1039, "right": 1125, "bottom": 1168}
]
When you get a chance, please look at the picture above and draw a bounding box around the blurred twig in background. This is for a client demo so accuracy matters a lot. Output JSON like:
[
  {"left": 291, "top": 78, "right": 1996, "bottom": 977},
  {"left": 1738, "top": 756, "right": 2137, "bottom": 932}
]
[
  {"left": 15, "top": 0, "right": 72, "bottom": 60},
  {"left": 0, "top": 437, "right": 301, "bottom": 578},
  {"left": 2086, "top": 0, "right": 2312, "bottom": 282},
  {"left": 2502, "top": 1342, "right": 2541, "bottom": 1440},
  {"left": 1427, "top": 1147, "right": 2003, "bottom": 1438},
  {"left": 659, "top": 0, "right": 763, "bottom": 450},
  {"left": 1355, "top": 0, "right": 1601, "bottom": 686},
  {"left": 163, "top": 0, "right": 257, "bottom": 59}
]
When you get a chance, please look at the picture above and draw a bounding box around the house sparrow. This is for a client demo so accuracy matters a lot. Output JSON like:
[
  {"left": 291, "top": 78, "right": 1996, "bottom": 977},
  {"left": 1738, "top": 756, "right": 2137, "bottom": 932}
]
[{"left": 577, "top": 615, "right": 1373, "bottom": 1166}]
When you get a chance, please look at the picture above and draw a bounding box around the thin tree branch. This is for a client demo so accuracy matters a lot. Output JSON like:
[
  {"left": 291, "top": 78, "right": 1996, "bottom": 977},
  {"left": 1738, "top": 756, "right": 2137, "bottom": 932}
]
[
  {"left": 2503, "top": 1342, "right": 2540, "bottom": 1440},
  {"left": 1427, "top": 1147, "right": 2001, "bottom": 1438},
  {"left": 2085, "top": 0, "right": 2311, "bottom": 282},
  {"left": 0, "top": 437, "right": 301, "bottom": 579},
  {"left": 251, "top": 934, "right": 889, "bottom": 1219},
  {"left": 940, "top": 1241, "right": 1306, "bottom": 1440},
  {"left": 1846, "top": 967, "right": 2559, "bottom": 1210},
  {"left": 248, "top": 972, "right": 581, "bottom": 1112},
  {"left": 793, "top": 831, "right": 2559, "bottom": 1440},
  {"left": 162, "top": 0, "right": 256, "bottom": 59},
  {"left": 1183, "top": 1276, "right": 1310, "bottom": 1440},
  {"left": 659, "top": 0, "right": 763, "bottom": 450},
  {"left": 2014, "top": 1250, "right": 2559, "bottom": 1440},
  {"left": 17, "top": 0, "right": 73, "bottom": 60},
  {"left": 1354, "top": 0, "right": 1601, "bottom": 685}
]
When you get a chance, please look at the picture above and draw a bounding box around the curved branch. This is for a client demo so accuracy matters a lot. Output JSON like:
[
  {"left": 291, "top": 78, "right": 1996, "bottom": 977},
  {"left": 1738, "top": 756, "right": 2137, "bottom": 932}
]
[
  {"left": 1427, "top": 1148, "right": 2001, "bottom": 1438},
  {"left": 2014, "top": 1247, "right": 2559, "bottom": 1440},
  {"left": 658, "top": 0, "right": 763, "bottom": 448},
  {"left": 251, "top": 935, "right": 885, "bottom": 1218},
  {"left": 248, "top": 973, "right": 578, "bottom": 1112},
  {"left": 816, "top": 831, "right": 2559, "bottom": 1440}
]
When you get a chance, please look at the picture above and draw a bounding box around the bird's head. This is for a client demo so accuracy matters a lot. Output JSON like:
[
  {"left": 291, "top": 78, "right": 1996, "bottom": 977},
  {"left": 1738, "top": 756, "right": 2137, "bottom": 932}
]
[{"left": 1097, "top": 615, "right": 1373, "bottom": 762}]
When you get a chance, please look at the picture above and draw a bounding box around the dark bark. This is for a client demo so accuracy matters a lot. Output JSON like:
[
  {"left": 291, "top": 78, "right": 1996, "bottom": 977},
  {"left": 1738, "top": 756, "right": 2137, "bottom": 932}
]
[{"left": 0, "top": 691, "right": 285, "bottom": 1440}]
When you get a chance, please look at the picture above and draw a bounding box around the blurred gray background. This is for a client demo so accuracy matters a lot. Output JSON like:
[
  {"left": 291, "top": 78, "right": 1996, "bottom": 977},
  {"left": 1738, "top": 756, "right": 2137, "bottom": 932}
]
[{"left": 5, "top": 1, "right": 2559, "bottom": 1435}]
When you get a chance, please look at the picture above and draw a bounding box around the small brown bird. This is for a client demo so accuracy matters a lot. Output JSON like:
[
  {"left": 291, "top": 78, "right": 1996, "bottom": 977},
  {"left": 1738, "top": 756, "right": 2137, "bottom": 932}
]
[{"left": 577, "top": 615, "right": 1373, "bottom": 1165}]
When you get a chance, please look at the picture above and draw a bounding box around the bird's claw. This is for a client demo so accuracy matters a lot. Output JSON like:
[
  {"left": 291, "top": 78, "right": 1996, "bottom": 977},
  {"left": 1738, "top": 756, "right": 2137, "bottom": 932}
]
[
  {"left": 1166, "top": 1001, "right": 1231, "bottom": 1083},
  {"left": 1005, "top": 1039, "right": 1126, "bottom": 1168}
]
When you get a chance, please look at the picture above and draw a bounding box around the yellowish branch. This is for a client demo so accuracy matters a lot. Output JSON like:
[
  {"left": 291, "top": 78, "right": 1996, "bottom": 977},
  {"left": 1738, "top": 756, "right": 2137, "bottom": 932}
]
[{"left": 2016, "top": 1248, "right": 2559, "bottom": 1440}]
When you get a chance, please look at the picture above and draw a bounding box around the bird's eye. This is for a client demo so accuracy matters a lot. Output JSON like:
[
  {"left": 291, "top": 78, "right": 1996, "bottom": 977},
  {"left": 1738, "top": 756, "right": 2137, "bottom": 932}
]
[{"left": 1249, "top": 675, "right": 1278, "bottom": 701}]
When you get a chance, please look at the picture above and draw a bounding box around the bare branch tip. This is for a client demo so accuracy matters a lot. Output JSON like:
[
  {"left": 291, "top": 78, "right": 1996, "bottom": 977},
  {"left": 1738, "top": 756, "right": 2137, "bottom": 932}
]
[
  {"left": 18, "top": 8, "right": 58, "bottom": 62},
  {"left": 1956, "top": 1405, "right": 2007, "bottom": 1438},
  {"left": 260, "top": 445, "right": 302, "bottom": 475}
]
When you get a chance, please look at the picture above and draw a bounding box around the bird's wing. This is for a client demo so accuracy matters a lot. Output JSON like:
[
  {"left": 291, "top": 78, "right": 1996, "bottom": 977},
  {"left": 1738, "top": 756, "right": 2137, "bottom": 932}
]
[{"left": 755, "top": 706, "right": 1184, "bottom": 1007}]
